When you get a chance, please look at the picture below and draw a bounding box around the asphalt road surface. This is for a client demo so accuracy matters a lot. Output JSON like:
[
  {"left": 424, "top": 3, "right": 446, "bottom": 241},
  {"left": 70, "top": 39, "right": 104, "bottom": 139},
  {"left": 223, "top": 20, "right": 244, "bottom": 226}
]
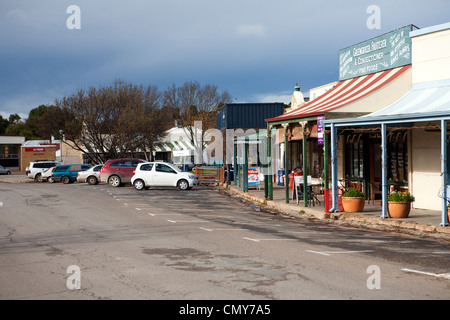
[{"left": 0, "top": 181, "right": 449, "bottom": 301}]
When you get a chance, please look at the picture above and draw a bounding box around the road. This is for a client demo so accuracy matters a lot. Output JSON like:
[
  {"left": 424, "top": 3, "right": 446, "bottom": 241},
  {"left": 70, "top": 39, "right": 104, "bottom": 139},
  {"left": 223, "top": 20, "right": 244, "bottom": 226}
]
[{"left": 0, "top": 181, "right": 449, "bottom": 301}]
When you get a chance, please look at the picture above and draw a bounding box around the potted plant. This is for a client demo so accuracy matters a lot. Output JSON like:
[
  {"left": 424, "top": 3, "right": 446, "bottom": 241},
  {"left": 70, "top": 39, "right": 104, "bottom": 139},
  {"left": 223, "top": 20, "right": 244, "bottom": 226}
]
[
  {"left": 342, "top": 187, "right": 366, "bottom": 212},
  {"left": 387, "top": 191, "right": 415, "bottom": 218},
  {"left": 447, "top": 203, "right": 450, "bottom": 222}
]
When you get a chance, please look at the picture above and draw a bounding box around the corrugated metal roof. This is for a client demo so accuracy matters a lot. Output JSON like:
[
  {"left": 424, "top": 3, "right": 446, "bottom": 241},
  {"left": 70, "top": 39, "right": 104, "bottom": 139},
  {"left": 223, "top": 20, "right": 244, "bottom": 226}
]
[
  {"left": 362, "top": 79, "right": 450, "bottom": 117},
  {"left": 217, "top": 103, "right": 285, "bottom": 129}
]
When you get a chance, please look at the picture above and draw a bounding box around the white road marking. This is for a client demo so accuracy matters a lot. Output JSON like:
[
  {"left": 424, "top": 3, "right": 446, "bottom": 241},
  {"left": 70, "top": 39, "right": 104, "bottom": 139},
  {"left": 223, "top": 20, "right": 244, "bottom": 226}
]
[
  {"left": 148, "top": 213, "right": 182, "bottom": 216},
  {"left": 233, "top": 222, "right": 282, "bottom": 226},
  {"left": 278, "top": 230, "right": 329, "bottom": 235},
  {"left": 242, "top": 237, "right": 297, "bottom": 242},
  {"left": 199, "top": 227, "right": 246, "bottom": 232},
  {"left": 167, "top": 219, "right": 210, "bottom": 223},
  {"left": 401, "top": 268, "right": 450, "bottom": 280},
  {"left": 306, "top": 250, "right": 373, "bottom": 256},
  {"left": 305, "top": 250, "right": 331, "bottom": 256}
]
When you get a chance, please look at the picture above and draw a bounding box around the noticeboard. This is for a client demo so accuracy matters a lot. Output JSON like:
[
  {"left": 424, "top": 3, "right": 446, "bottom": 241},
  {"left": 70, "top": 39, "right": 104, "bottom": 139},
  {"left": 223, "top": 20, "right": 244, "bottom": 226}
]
[{"left": 339, "top": 25, "right": 414, "bottom": 81}]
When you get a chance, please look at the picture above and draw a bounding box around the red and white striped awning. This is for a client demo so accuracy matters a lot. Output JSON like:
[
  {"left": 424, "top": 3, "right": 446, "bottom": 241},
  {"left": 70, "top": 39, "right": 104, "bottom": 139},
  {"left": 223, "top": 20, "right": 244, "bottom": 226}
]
[{"left": 266, "top": 65, "right": 411, "bottom": 123}]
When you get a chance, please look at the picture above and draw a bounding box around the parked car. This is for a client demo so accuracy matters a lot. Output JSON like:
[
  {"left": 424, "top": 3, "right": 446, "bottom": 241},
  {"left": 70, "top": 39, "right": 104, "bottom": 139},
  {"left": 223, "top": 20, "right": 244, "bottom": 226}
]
[
  {"left": 99, "top": 159, "right": 146, "bottom": 187},
  {"left": 77, "top": 164, "right": 103, "bottom": 185},
  {"left": 131, "top": 162, "right": 199, "bottom": 191},
  {"left": 50, "top": 164, "right": 91, "bottom": 184},
  {"left": 0, "top": 165, "right": 11, "bottom": 175},
  {"left": 39, "top": 166, "right": 58, "bottom": 183},
  {"left": 26, "top": 160, "right": 62, "bottom": 182}
]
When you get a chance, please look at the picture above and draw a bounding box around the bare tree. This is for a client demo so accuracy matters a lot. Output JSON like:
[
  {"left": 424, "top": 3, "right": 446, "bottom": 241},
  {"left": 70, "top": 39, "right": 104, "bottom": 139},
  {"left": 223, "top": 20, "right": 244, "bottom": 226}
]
[
  {"left": 163, "top": 81, "right": 232, "bottom": 164},
  {"left": 52, "top": 80, "right": 167, "bottom": 164}
]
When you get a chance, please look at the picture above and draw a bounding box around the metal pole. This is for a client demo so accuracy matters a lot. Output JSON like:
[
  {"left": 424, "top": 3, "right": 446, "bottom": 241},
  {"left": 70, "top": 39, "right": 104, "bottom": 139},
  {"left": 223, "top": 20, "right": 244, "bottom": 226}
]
[
  {"left": 324, "top": 131, "right": 329, "bottom": 190},
  {"left": 381, "top": 123, "right": 389, "bottom": 219},
  {"left": 233, "top": 142, "right": 237, "bottom": 186},
  {"left": 284, "top": 124, "right": 289, "bottom": 203},
  {"left": 264, "top": 124, "right": 271, "bottom": 200},
  {"left": 302, "top": 124, "right": 308, "bottom": 207},
  {"left": 330, "top": 123, "right": 338, "bottom": 212},
  {"left": 243, "top": 138, "right": 249, "bottom": 192},
  {"left": 441, "top": 119, "right": 449, "bottom": 226},
  {"left": 267, "top": 127, "right": 273, "bottom": 200}
]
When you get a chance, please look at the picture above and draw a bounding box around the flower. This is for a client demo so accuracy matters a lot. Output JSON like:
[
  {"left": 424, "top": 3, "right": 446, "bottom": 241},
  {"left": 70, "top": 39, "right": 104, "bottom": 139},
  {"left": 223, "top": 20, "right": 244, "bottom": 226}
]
[{"left": 388, "top": 191, "right": 415, "bottom": 202}]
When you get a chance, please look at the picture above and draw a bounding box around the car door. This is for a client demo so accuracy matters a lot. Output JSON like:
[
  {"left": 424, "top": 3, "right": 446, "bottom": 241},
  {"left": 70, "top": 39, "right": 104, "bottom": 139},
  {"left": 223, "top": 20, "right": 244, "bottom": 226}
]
[
  {"left": 138, "top": 163, "right": 154, "bottom": 185},
  {"left": 153, "top": 163, "right": 178, "bottom": 186},
  {"left": 69, "top": 165, "right": 81, "bottom": 180},
  {"left": 111, "top": 160, "right": 134, "bottom": 182}
]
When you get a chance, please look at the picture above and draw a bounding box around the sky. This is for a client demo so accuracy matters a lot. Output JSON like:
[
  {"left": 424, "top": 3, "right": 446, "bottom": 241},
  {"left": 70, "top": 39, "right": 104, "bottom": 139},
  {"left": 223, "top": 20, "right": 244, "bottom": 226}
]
[{"left": 1, "top": 0, "right": 450, "bottom": 120}]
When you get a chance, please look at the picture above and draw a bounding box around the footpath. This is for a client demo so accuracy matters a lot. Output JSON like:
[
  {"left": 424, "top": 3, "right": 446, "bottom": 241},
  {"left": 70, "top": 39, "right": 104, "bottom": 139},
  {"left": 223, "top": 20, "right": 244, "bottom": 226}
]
[{"left": 216, "top": 183, "right": 450, "bottom": 242}]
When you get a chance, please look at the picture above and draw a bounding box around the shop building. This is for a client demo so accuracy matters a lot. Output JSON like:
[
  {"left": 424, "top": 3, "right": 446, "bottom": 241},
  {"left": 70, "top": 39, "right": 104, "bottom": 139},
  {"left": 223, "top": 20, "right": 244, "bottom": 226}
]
[
  {"left": 0, "top": 136, "right": 25, "bottom": 170},
  {"left": 325, "top": 22, "right": 450, "bottom": 226},
  {"left": 218, "top": 103, "right": 285, "bottom": 185},
  {"left": 264, "top": 25, "right": 416, "bottom": 207}
]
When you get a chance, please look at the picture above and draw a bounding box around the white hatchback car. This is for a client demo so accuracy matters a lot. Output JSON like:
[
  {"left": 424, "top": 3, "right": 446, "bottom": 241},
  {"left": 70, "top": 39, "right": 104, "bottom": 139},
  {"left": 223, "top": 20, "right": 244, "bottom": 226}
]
[{"left": 131, "top": 162, "right": 198, "bottom": 191}]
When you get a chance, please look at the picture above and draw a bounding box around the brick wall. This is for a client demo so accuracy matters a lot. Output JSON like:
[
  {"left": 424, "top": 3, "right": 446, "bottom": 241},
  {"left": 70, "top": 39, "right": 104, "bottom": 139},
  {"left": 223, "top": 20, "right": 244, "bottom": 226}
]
[{"left": 20, "top": 146, "right": 57, "bottom": 172}]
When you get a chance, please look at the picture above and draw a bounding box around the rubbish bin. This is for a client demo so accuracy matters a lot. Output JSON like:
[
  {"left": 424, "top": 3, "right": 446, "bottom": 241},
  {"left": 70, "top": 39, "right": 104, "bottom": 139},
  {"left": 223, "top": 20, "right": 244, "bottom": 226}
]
[{"left": 324, "top": 188, "right": 344, "bottom": 213}]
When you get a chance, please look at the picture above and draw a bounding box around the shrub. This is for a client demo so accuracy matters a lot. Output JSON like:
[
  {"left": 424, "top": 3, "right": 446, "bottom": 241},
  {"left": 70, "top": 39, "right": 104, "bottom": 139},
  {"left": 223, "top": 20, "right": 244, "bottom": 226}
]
[
  {"left": 343, "top": 187, "right": 365, "bottom": 198},
  {"left": 388, "top": 191, "right": 415, "bottom": 202}
]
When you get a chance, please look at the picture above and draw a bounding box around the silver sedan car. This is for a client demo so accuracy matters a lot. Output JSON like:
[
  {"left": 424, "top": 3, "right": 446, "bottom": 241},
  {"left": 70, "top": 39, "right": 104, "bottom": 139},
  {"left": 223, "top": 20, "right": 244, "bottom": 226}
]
[
  {"left": 77, "top": 164, "right": 103, "bottom": 185},
  {"left": 0, "top": 165, "right": 11, "bottom": 175}
]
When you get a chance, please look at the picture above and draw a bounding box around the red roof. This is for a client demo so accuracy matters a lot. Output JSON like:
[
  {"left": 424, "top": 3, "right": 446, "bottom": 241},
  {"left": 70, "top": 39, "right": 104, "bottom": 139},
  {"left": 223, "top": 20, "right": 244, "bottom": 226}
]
[{"left": 266, "top": 65, "right": 411, "bottom": 123}]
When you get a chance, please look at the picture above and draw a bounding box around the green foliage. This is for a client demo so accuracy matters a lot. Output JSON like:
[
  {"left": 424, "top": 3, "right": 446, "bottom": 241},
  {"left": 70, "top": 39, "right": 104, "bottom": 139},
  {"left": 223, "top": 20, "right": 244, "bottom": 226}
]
[
  {"left": 0, "top": 115, "right": 10, "bottom": 135},
  {"left": 1, "top": 105, "right": 52, "bottom": 139},
  {"left": 388, "top": 192, "right": 415, "bottom": 202},
  {"left": 343, "top": 187, "right": 365, "bottom": 198}
]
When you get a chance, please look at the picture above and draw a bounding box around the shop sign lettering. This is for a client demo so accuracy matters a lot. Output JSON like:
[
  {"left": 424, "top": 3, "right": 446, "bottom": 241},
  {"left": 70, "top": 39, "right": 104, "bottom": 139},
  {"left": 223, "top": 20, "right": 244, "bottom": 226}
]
[{"left": 339, "top": 25, "right": 414, "bottom": 81}]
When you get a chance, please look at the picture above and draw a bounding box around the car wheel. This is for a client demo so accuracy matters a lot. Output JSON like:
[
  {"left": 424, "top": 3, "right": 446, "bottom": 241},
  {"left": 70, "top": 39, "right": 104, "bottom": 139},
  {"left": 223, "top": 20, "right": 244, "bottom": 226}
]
[
  {"left": 87, "top": 176, "right": 98, "bottom": 185},
  {"left": 133, "top": 179, "right": 145, "bottom": 191},
  {"left": 35, "top": 173, "right": 42, "bottom": 182},
  {"left": 108, "top": 175, "right": 121, "bottom": 187},
  {"left": 7, "top": 171, "right": 11, "bottom": 175},
  {"left": 62, "top": 176, "right": 71, "bottom": 184},
  {"left": 177, "top": 179, "right": 189, "bottom": 191}
]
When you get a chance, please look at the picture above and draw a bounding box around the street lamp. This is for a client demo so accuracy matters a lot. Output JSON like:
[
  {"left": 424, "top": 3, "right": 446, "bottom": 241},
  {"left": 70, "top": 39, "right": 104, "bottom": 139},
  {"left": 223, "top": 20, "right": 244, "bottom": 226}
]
[{"left": 59, "top": 130, "right": 64, "bottom": 163}]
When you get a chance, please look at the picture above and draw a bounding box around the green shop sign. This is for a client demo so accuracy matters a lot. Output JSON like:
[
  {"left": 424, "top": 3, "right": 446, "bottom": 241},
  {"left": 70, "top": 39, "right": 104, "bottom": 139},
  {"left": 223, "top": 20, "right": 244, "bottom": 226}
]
[{"left": 339, "top": 25, "right": 416, "bottom": 81}]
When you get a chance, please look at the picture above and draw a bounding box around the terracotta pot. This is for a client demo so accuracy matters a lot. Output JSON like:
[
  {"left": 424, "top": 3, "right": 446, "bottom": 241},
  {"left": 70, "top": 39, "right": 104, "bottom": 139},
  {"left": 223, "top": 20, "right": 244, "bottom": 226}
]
[
  {"left": 388, "top": 201, "right": 412, "bottom": 218},
  {"left": 342, "top": 197, "right": 365, "bottom": 213}
]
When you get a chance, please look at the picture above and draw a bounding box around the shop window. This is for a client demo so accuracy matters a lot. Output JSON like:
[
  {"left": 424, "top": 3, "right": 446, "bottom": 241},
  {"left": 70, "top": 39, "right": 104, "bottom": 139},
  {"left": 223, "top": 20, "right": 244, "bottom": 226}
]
[
  {"left": 345, "top": 134, "right": 364, "bottom": 178},
  {"left": 388, "top": 131, "right": 408, "bottom": 183},
  {"left": 0, "top": 145, "right": 19, "bottom": 159}
]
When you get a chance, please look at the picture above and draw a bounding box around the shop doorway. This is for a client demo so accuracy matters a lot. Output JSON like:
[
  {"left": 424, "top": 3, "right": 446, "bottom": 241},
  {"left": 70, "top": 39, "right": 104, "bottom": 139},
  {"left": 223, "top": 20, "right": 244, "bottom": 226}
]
[{"left": 369, "top": 141, "right": 382, "bottom": 201}]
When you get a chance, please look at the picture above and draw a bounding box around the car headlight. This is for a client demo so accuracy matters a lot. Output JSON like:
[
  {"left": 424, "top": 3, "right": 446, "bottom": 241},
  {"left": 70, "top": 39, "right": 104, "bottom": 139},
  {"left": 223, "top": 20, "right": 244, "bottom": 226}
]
[{"left": 188, "top": 175, "right": 197, "bottom": 179}]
